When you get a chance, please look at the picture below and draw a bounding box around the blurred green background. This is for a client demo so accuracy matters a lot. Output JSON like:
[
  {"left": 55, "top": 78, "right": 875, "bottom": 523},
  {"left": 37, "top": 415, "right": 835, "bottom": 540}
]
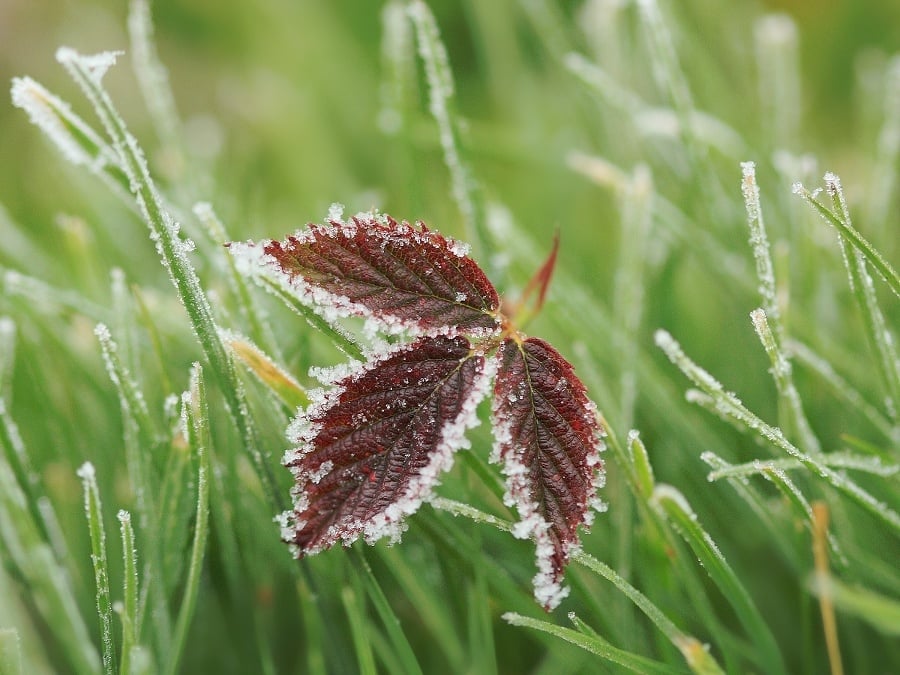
[{"left": 2, "top": 0, "right": 899, "bottom": 247}]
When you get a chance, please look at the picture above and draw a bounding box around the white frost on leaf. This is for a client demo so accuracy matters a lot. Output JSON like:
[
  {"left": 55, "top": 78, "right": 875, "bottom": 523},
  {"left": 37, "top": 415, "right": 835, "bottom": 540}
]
[
  {"left": 285, "top": 341, "right": 494, "bottom": 557},
  {"left": 356, "top": 351, "right": 494, "bottom": 548},
  {"left": 229, "top": 218, "right": 498, "bottom": 340},
  {"left": 327, "top": 202, "right": 346, "bottom": 222},
  {"left": 490, "top": 346, "right": 606, "bottom": 611}
]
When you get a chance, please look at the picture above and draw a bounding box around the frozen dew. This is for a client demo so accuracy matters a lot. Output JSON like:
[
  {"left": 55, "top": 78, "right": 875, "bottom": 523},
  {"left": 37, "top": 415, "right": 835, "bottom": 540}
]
[
  {"left": 179, "top": 390, "right": 192, "bottom": 439},
  {"left": 448, "top": 239, "right": 470, "bottom": 258},
  {"left": 11, "top": 77, "right": 113, "bottom": 171},
  {"left": 306, "top": 460, "right": 333, "bottom": 485},
  {"left": 55, "top": 48, "right": 123, "bottom": 85},
  {"left": 327, "top": 202, "right": 346, "bottom": 222},
  {"left": 308, "top": 359, "right": 364, "bottom": 386},
  {"left": 274, "top": 510, "right": 296, "bottom": 543},
  {"left": 76, "top": 461, "right": 96, "bottom": 481}
]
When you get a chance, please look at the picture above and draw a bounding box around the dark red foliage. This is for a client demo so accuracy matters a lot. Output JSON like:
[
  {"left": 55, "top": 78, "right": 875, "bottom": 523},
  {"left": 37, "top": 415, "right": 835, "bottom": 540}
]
[
  {"left": 284, "top": 335, "right": 488, "bottom": 555},
  {"left": 263, "top": 216, "right": 501, "bottom": 334},
  {"left": 234, "top": 214, "right": 605, "bottom": 611},
  {"left": 492, "top": 337, "right": 603, "bottom": 608}
]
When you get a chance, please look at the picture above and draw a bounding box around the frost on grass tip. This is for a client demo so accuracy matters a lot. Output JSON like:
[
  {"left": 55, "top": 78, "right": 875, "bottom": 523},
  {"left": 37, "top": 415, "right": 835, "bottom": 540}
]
[{"left": 231, "top": 214, "right": 605, "bottom": 610}]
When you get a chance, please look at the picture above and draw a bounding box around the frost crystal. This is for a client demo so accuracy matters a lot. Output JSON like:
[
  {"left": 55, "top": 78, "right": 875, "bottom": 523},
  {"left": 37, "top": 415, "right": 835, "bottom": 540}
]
[
  {"left": 11, "top": 77, "right": 118, "bottom": 172},
  {"left": 327, "top": 202, "right": 346, "bottom": 222},
  {"left": 76, "top": 461, "right": 96, "bottom": 481},
  {"left": 56, "top": 48, "right": 124, "bottom": 84}
]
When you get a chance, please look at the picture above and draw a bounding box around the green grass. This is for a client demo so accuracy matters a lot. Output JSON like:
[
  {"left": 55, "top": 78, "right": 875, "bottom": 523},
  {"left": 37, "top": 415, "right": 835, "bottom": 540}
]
[{"left": 2, "top": 0, "right": 900, "bottom": 673}]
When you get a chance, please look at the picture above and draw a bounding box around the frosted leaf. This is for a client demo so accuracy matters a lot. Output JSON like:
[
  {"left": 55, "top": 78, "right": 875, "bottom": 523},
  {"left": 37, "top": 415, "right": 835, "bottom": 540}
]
[
  {"left": 229, "top": 215, "right": 500, "bottom": 336},
  {"left": 283, "top": 335, "right": 491, "bottom": 555},
  {"left": 492, "top": 337, "right": 605, "bottom": 610}
]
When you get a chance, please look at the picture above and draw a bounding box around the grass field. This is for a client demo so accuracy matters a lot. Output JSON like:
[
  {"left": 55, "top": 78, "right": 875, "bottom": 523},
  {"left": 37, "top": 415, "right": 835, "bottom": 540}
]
[{"left": 1, "top": 0, "right": 899, "bottom": 673}]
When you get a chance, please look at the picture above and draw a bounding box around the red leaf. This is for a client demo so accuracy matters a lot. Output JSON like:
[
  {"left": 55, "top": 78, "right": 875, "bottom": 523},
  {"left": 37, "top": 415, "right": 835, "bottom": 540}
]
[
  {"left": 491, "top": 337, "right": 605, "bottom": 610},
  {"left": 282, "top": 335, "right": 491, "bottom": 555},
  {"left": 250, "top": 215, "right": 501, "bottom": 335}
]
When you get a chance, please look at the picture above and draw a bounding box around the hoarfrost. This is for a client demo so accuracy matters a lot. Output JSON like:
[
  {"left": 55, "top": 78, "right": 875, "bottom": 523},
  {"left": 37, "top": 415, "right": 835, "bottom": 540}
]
[
  {"left": 11, "top": 77, "right": 116, "bottom": 171},
  {"left": 55, "top": 48, "right": 123, "bottom": 84},
  {"left": 448, "top": 239, "right": 470, "bottom": 257},
  {"left": 306, "top": 460, "right": 333, "bottom": 485},
  {"left": 307, "top": 359, "right": 363, "bottom": 386},
  {"left": 327, "top": 202, "right": 346, "bottom": 222},
  {"left": 76, "top": 461, "right": 96, "bottom": 481}
]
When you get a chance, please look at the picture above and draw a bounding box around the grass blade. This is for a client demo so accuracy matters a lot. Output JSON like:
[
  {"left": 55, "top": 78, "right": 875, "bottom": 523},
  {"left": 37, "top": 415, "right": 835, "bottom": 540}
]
[
  {"left": 431, "top": 496, "right": 726, "bottom": 674},
  {"left": 753, "top": 14, "right": 801, "bottom": 150},
  {"left": 811, "top": 503, "right": 845, "bottom": 675},
  {"left": 650, "top": 485, "right": 786, "bottom": 675},
  {"left": 751, "top": 308, "right": 821, "bottom": 453},
  {"left": 0, "top": 629, "right": 21, "bottom": 675},
  {"left": 54, "top": 47, "right": 281, "bottom": 509},
  {"left": 127, "top": 0, "right": 181, "bottom": 156},
  {"left": 116, "top": 510, "right": 140, "bottom": 675},
  {"left": 655, "top": 328, "right": 900, "bottom": 534},
  {"left": 341, "top": 585, "right": 378, "bottom": 675},
  {"left": 742, "top": 161, "right": 821, "bottom": 453},
  {"left": 0, "top": 412, "right": 100, "bottom": 674},
  {"left": 407, "top": 0, "right": 489, "bottom": 260},
  {"left": 811, "top": 577, "right": 900, "bottom": 636},
  {"left": 76, "top": 462, "right": 117, "bottom": 675},
  {"left": 793, "top": 177, "right": 900, "bottom": 301},
  {"left": 224, "top": 331, "right": 308, "bottom": 410},
  {"left": 165, "top": 364, "right": 212, "bottom": 675},
  {"left": 0, "top": 317, "right": 15, "bottom": 399},
  {"left": 502, "top": 612, "right": 683, "bottom": 674},
  {"left": 787, "top": 340, "right": 897, "bottom": 441},
  {"left": 351, "top": 548, "right": 423, "bottom": 675},
  {"left": 193, "top": 203, "right": 280, "bottom": 359},
  {"left": 256, "top": 275, "right": 365, "bottom": 360},
  {"left": 376, "top": 546, "right": 465, "bottom": 672},
  {"left": 9, "top": 76, "right": 130, "bottom": 197}
]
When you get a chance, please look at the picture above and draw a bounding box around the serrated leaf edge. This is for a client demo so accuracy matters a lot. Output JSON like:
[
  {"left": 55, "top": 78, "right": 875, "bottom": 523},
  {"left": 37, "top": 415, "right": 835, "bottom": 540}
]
[
  {"left": 279, "top": 339, "right": 497, "bottom": 556},
  {"left": 229, "top": 215, "right": 501, "bottom": 341},
  {"left": 490, "top": 339, "right": 606, "bottom": 610}
]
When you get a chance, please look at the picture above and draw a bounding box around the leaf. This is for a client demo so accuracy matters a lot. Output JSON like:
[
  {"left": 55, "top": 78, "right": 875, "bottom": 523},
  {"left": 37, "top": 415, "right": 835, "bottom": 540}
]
[
  {"left": 491, "top": 337, "right": 605, "bottom": 610},
  {"left": 233, "top": 215, "right": 501, "bottom": 336},
  {"left": 281, "top": 335, "right": 492, "bottom": 555}
]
